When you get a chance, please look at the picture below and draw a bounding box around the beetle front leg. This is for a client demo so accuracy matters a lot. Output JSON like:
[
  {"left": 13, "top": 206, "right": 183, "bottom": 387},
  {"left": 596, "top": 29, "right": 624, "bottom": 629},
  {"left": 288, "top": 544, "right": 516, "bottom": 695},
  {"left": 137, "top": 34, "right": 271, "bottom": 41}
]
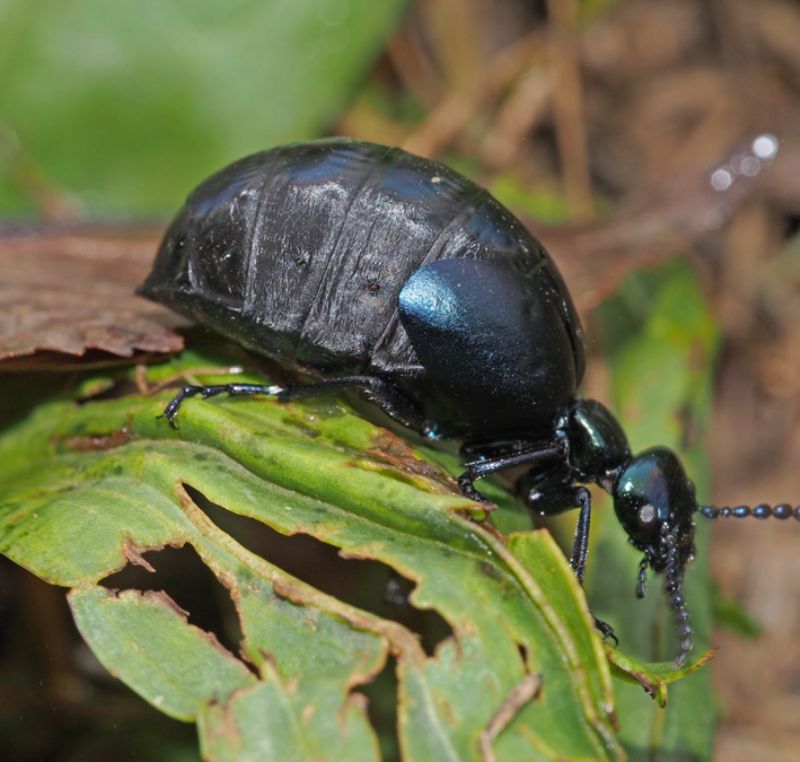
[
  {"left": 522, "top": 478, "right": 619, "bottom": 645},
  {"left": 458, "top": 443, "right": 564, "bottom": 504},
  {"left": 570, "top": 487, "right": 619, "bottom": 644},
  {"left": 569, "top": 486, "right": 592, "bottom": 585},
  {"left": 525, "top": 481, "right": 593, "bottom": 583}
]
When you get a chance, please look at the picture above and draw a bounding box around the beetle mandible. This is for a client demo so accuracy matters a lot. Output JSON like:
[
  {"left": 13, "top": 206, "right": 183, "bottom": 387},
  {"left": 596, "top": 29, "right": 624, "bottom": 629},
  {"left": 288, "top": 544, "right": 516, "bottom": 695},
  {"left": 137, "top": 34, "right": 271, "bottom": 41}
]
[{"left": 139, "top": 137, "right": 794, "bottom": 666}]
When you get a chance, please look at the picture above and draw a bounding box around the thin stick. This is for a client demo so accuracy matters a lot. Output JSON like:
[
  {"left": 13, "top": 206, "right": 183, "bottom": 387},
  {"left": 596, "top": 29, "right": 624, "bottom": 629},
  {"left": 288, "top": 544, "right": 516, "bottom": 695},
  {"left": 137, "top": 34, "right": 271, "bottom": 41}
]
[{"left": 546, "top": 0, "right": 593, "bottom": 219}]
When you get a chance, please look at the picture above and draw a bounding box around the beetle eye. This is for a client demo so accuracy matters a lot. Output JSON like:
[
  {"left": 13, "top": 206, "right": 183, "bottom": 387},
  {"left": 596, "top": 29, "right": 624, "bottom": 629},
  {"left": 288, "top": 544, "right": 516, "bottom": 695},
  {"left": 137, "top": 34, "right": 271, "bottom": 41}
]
[{"left": 638, "top": 503, "right": 657, "bottom": 525}]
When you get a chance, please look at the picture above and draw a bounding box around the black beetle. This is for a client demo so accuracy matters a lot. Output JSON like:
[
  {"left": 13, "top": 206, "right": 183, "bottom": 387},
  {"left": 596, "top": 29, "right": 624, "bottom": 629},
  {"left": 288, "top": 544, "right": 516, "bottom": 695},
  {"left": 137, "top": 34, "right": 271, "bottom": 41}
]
[{"left": 139, "top": 137, "right": 794, "bottom": 666}]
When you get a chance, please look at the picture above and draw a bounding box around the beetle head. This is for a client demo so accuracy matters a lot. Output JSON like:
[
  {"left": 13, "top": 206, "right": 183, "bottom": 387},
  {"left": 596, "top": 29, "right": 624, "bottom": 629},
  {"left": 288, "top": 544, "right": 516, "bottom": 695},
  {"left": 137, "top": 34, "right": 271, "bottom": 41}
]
[
  {"left": 612, "top": 446, "right": 697, "bottom": 666},
  {"left": 612, "top": 447, "right": 697, "bottom": 573}
]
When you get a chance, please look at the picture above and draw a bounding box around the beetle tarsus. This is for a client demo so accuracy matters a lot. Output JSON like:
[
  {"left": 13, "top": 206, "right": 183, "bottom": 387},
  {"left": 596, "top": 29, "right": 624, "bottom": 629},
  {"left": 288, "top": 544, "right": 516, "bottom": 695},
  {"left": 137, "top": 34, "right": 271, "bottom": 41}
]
[
  {"left": 459, "top": 442, "right": 565, "bottom": 506},
  {"left": 160, "top": 383, "right": 284, "bottom": 426},
  {"left": 160, "top": 385, "right": 205, "bottom": 428},
  {"left": 594, "top": 617, "right": 618, "bottom": 646},
  {"left": 457, "top": 472, "right": 493, "bottom": 505}
]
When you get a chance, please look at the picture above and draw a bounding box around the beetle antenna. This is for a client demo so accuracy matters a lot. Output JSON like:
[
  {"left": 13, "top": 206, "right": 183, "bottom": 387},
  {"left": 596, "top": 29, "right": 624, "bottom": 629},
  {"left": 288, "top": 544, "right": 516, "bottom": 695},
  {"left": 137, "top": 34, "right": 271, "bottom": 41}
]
[
  {"left": 698, "top": 503, "right": 800, "bottom": 520},
  {"left": 635, "top": 556, "right": 648, "bottom": 599},
  {"left": 661, "top": 524, "right": 692, "bottom": 668}
]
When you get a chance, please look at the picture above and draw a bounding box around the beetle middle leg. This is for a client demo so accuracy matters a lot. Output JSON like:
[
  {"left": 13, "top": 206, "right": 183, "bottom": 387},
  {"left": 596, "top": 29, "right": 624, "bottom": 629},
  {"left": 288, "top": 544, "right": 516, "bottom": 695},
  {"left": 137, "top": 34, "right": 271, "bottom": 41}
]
[{"left": 276, "top": 376, "right": 425, "bottom": 430}]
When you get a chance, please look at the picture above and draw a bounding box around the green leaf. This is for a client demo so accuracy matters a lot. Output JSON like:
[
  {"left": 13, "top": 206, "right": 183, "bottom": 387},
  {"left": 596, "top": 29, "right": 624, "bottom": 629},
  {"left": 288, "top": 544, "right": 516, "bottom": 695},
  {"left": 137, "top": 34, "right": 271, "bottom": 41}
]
[
  {"left": 199, "top": 671, "right": 381, "bottom": 762},
  {"left": 70, "top": 586, "right": 258, "bottom": 721},
  {"left": 606, "top": 647, "right": 716, "bottom": 709},
  {"left": 0, "top": 349, "right": 626, "bottom": 761},
  {"left": 0, "top": 0, "right": 407, "bottom": 214}
]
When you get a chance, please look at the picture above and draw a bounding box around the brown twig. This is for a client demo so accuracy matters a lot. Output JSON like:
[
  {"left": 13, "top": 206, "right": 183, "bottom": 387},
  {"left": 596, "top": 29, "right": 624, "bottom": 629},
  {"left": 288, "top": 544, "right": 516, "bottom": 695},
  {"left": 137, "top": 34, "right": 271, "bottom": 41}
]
[
  {"left": 401, "top": 30, "right": 546, "bottom": 158},
  {"left": 386, "top": 23, "right": 444, "bottom": 108},
  {"left": 479, "top": 67, "right": 553, "bottom": 170},
  {"left": 546, "top": 0, "right": 593, "bottom": 219}
]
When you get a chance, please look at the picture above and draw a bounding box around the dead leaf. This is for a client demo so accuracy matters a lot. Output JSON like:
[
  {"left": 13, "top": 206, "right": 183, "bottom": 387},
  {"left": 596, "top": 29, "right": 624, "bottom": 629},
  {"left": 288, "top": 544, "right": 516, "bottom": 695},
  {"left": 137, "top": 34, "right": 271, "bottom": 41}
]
[{"left": 0, "top": 223, "right": 184, "bottom": 370}]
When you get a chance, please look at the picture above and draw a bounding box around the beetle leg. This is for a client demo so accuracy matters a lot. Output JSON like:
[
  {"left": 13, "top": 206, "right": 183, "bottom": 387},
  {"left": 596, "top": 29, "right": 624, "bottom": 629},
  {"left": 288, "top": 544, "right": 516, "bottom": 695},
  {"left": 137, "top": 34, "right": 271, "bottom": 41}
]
[
  {"left": 569, "top": 486, "right": 592, "bottom": 585},
  {"left": 160, "top": 383, "right": 284, "bottom": 428},
  {"left": 521, "top": 476, "right": 620, "bottom": 643},
  {"left": 526, "top": 481, "right": 595, "bottom": 584},
  {"left": 458, "top": 444, "right": 564, "bottom": 504},
  {"left": 569, "top": 490, "right": 618, "bottom": 644},
  {"left": 457, "top": 473, "right": 494, "bottom": 504},
  {"left": 566, "top": 486, "right": 619, "bottom": 644},
  {"left": 593, "top": 617, "right": 619, "bottom": 646},
  {"left": 160, "top": 376, "right": 425, "bottom": 430},
  {"left": 277, "top": 376, "right": 425, "bottom": 430}
]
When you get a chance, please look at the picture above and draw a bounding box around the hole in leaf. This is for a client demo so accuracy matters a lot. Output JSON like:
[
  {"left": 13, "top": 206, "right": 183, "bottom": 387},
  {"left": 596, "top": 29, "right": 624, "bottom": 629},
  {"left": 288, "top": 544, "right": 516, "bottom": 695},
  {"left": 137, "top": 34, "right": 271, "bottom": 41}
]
[
  {"left": 0, "top": 558, "right": 198, "bottom": 759},
  {"left": 360, "top": 653, "right": 400, "bottom": 761},
  {"left": 74, "top": 373, "right": 142, "bottom": 404},
  {"left": 100, "top": 544, "right": 248, "bottom": 666},
  {"left": 185, "top": 486, "right": 454, "bottom": 656}
]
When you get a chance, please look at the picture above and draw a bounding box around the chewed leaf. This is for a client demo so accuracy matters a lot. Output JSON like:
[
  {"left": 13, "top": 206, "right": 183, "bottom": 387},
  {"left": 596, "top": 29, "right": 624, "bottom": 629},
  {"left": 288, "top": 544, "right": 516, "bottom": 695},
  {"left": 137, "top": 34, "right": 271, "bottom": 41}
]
[
  {"left": 606, "top": 648, "right": 716, "bottom": 709},
  {"left": 199, "top": 673, "right": 381, "bottom": 762},
  {"left": 69, "top": 586, "right": 257, "bottom": 721},
  {"left": 507, "top": 532, "right": 615, "bottom": 716},
  {"left": 0, "top": 349, "right": 636, "bottom": 760}
]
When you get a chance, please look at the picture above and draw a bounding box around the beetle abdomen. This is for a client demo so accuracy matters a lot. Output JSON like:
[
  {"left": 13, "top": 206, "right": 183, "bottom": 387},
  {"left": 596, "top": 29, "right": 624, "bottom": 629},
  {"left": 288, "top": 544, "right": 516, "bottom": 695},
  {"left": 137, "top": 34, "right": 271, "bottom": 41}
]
[{"left": 139, "top": 138, "right": 585, "bottom": 435}]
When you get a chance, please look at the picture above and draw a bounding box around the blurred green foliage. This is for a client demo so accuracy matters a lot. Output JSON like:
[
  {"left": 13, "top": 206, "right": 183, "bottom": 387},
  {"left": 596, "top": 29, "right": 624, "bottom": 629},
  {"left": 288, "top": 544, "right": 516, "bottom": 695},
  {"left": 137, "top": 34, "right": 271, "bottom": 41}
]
[
  {"left": 489, "top": 175, "right": 572, "bottom": 224},
  {"left": 0, "top": 0, "right": 407, "bottom": 215}
]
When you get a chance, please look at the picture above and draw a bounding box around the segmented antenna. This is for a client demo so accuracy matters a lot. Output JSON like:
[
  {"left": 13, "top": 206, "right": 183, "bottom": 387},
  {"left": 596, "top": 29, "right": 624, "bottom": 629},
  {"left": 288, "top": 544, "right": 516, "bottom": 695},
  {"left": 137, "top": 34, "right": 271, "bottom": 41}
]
[
  {"left": 698, "top": 504, "right": 800, "bottom": 520},
  {"left": 661, "top": 523, "right": 692, "bottom": 668},
  {"left": 635, "top": 556, "right": 648, "bottom": 599}
]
